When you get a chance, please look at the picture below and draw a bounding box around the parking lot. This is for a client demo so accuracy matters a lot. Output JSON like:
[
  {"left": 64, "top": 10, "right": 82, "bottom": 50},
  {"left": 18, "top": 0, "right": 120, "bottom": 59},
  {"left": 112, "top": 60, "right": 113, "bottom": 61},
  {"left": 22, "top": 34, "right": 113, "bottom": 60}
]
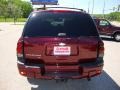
[{"left": 0, "top": 23, "right": 120, "bottom": 90}]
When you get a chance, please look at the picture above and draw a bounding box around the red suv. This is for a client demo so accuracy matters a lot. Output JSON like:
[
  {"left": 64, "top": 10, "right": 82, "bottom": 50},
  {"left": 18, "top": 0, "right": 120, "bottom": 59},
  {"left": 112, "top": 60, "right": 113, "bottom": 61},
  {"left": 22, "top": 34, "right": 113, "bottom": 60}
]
[
  {"left": 17, "top": 7, "right": 104, "bottom": 81},
  {"left": 94, "top": 18, "right": 120, "bottom": 42}
]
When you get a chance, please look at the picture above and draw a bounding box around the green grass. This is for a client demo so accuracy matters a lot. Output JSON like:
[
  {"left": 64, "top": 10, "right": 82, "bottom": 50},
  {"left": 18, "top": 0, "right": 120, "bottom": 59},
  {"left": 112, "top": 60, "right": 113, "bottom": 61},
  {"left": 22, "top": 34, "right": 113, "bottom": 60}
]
[{"left": 0, "top": 18, "right": 27, "bottom": 22}]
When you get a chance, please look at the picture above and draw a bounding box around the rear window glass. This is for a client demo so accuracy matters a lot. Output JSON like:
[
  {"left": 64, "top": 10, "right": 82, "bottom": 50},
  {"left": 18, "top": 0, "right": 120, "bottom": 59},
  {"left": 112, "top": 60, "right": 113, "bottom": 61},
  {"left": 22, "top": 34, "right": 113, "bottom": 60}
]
[{"left": 23, "top": 11, "right": 99, "bottom": 37}]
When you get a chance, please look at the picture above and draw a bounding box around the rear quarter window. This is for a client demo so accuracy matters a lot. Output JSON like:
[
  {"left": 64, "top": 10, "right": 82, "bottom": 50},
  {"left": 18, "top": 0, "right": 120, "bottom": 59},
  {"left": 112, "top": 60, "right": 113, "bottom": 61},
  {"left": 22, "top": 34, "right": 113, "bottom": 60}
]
[{"left": 23, "top": 11, "right": 99, "bottom": 37}]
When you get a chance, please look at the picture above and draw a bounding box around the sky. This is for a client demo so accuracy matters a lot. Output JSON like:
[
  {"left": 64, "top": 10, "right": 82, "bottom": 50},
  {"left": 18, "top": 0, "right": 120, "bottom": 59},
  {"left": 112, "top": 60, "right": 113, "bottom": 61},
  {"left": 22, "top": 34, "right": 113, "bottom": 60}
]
[{"left": 23, "top": 0, "right": 120, "bottom": 14}]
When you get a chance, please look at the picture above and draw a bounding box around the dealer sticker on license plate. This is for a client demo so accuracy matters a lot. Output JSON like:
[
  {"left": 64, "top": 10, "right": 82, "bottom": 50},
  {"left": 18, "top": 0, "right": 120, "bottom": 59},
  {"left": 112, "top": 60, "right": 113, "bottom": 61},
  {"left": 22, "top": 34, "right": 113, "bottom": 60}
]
[{"left": 54, "top": 46, "right": 71, "bottom": 55}]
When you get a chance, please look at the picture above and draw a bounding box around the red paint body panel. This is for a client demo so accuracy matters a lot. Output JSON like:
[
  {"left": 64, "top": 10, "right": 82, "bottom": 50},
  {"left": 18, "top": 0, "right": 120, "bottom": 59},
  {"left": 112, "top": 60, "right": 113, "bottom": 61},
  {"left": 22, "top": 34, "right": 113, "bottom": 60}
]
[{"left": 24, "top": 37, "right": 98, "bottom": 64}]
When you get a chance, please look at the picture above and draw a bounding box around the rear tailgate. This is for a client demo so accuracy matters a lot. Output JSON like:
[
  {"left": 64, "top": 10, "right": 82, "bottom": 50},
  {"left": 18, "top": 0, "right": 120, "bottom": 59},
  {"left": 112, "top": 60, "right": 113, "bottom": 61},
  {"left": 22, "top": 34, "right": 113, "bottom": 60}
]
[{"left": 24, "top": 37, "right": 98, "bottom": 65}]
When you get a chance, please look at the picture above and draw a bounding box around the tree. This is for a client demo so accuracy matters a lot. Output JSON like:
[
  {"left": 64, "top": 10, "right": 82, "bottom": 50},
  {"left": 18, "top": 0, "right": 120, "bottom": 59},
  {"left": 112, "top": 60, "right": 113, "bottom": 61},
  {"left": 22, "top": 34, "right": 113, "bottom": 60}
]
[
  {"left": 0, "top": 0, "right": 9, "bottom": 21},
  {"left": 108, "top": 12, "right": 120, "bottom": 21},
  {"left": 8, "top": 0, "right": 33, "bottom": 18},
  {"left": 0, "top": 0, "right": 33, "bottom": 22},
  {"left": 0, "top": 0, "right": 6, "bottom": 15},
  {"left": 0, "top": 2, "right": 3, "bottom": 16},
  {"left": 20, "top": 1, "right": 33, "bottom": 18},
  {"left": 7, "top": 1, "right": 23, "bottom": 23}
]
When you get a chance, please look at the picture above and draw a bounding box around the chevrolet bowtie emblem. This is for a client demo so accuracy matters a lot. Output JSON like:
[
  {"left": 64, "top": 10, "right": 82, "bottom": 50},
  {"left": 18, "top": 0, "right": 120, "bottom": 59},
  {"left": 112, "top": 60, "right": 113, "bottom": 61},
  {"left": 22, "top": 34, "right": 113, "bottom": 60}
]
[{"left": 59, "top": 43, "right": 66, "bottom": 46}]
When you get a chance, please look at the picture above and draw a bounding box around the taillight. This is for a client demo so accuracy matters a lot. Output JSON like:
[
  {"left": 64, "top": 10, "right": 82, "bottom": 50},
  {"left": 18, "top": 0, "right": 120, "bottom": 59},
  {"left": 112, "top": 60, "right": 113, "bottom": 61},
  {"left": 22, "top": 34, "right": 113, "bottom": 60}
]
[
  {"left": 98, "top": 42, "right": 104, "bottom": 58},
  {"left": 17, "top": 37, "right": 24, "bottom": 63}
]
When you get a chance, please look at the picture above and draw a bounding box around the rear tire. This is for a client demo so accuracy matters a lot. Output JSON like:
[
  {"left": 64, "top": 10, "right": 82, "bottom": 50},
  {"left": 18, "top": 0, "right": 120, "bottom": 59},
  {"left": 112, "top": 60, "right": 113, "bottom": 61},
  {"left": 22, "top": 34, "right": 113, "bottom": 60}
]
[{"left": 114, "top": 33, "right": 120, "bottom": 42}]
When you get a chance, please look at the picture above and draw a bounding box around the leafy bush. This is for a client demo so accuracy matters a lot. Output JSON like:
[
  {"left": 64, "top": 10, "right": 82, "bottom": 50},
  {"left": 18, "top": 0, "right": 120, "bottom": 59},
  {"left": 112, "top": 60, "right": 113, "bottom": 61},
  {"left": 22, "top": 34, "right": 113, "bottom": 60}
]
[
  {"left": 107, "top": 12, "right": 120, "bottom": 21},
  {"left": 0, "top": 0, "right": 33, "bottom": 18},
  {"left": 93, "top": 12, "right": 120, "bottom": 22}
]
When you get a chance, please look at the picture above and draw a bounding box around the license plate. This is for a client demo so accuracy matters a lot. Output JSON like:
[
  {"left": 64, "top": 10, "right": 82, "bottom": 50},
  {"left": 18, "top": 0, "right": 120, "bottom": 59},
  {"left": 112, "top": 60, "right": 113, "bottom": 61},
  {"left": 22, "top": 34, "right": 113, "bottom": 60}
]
[{"left": 54, "top": 46, "right": 71, "bottom": 55}]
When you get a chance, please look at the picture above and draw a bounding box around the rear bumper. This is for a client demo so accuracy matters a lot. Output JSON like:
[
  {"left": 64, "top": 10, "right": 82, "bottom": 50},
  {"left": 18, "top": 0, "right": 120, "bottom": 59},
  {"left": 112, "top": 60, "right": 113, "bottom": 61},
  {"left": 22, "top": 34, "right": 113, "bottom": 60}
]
[{"left": 17, "top": 59, "right": 104, "bottom": 79}]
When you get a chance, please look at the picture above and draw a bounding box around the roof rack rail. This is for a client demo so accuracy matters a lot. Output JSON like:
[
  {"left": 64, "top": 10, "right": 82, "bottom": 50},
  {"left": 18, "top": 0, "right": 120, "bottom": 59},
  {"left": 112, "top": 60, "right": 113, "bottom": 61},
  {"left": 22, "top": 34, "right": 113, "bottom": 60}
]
[
  {"left": 47, "top": 7, "right": 84, "bottom": 11},
  {"left": 36, "top": 7, "right": 86, "bottom": 12}
]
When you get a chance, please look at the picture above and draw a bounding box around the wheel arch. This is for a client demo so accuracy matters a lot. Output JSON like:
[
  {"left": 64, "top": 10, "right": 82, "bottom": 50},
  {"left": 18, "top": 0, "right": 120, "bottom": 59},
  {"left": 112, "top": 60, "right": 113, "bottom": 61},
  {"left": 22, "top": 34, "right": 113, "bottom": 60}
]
[{"left": 112, "top": 31, "right": 120, "bottom": 37}]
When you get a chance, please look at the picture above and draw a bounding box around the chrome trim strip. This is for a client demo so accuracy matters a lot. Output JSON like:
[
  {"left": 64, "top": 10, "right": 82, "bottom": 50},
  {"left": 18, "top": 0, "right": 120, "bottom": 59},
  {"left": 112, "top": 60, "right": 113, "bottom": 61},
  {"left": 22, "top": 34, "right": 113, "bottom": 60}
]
[
  {"left": 17, "top": 61, "right": 24, "bottom": 65},
  {"left": 25, "top": 66, "right": 40, "bottom": 68},
  {"left": 17, "top": 61, "right": 40, "bottom": 68}
]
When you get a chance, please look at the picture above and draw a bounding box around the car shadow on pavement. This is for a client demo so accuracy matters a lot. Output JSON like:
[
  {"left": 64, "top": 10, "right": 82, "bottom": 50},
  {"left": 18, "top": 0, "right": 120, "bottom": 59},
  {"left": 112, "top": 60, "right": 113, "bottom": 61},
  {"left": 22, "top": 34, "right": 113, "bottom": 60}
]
[
  {"left": 27, "top": 71, "right": 120, "bottom": 90},
  {"left": 101, "top": 37, "right": 115, "bottom": 42}
]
